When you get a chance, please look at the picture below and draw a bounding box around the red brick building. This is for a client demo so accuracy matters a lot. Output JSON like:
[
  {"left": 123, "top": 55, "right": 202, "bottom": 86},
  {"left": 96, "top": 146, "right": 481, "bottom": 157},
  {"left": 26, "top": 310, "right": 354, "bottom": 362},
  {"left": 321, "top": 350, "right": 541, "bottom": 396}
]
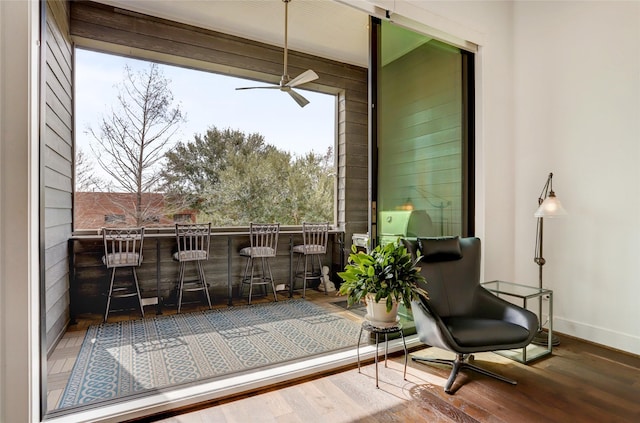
[{"left": 74, "top": 192, "right": 195, "bottom": 229}]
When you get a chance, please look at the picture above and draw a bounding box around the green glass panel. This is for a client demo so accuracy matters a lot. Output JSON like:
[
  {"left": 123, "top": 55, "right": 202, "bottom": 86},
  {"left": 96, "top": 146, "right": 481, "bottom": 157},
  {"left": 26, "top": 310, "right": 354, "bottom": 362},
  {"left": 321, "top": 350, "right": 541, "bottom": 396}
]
[{"left": 378, "top": 21, "right": 463, "bottom": 243}]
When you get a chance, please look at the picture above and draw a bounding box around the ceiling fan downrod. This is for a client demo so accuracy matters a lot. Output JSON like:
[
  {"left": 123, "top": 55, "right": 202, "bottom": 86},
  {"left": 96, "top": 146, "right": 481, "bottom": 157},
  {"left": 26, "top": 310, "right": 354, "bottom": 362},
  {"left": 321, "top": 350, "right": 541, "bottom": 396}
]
[{"left": 282, "top": 0, "right": 291, "bottom": 85}]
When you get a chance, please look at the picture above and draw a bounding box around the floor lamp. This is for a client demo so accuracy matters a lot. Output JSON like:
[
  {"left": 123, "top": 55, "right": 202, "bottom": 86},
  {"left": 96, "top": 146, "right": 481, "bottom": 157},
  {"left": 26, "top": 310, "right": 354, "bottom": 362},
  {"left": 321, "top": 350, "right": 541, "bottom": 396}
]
[{"left": 533, "top": 172, "right": 567, "bottom": 346}]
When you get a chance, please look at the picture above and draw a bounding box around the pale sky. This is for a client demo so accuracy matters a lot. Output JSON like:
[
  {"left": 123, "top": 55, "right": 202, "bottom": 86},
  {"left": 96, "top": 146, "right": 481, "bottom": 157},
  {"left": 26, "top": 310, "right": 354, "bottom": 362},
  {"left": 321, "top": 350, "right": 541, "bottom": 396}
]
[{"left": 74, "top": 49, "right": 336, "bottom": 173}]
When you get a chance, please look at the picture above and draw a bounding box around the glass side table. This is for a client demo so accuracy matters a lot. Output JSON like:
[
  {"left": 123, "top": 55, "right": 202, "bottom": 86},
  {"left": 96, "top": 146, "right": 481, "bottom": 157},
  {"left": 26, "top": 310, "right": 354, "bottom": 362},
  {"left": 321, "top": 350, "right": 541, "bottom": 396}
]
[{"left": 481, "top": 280, "right": 553, "bottom": 364}]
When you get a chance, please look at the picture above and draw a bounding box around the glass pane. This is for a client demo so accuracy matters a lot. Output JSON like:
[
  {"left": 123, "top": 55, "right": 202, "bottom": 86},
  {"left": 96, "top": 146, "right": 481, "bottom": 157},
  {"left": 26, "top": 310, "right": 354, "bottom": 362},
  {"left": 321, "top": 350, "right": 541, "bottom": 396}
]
[
  {"left": 74, "top": 49, "right": 336, "bottom": 230},
  {"left": 377, "top": 21, "right": 464, "bottom": 243}
]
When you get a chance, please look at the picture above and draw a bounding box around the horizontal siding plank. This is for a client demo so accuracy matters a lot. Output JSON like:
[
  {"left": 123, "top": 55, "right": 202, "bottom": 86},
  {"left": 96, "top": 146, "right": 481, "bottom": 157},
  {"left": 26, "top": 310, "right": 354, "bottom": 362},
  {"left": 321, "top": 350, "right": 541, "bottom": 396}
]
[
  {"left": 45, "top": 240, "right": 70, "bottom": 269},
  {"left": 45, "top": 187, "right": 72, "bottom": 209},
  {"left": 43, "top": 141, "right": 72, "bottom": 178},
  {"left": 44, "top": 166, "right": 72, "bottom": 193}
]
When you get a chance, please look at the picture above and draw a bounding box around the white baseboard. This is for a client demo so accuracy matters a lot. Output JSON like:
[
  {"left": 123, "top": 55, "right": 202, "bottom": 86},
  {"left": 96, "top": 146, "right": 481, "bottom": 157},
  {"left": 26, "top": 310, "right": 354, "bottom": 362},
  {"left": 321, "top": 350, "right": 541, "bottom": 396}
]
[{"left": 554, "top": 317, "right": 640, "bottom": 356}]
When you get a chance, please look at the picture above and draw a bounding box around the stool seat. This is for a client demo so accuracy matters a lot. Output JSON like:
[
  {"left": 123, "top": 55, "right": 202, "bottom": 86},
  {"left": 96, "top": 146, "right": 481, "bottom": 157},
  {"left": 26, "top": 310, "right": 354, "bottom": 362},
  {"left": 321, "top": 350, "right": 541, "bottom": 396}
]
[
  {"left": 103, "top": 252, "right": 141, "bottom": 266},
  {"left": 173, "top": 250, "right": 208, "bottom": 261},
  {"left": 239, "top": 246, "right": 276, "bottom": 257},
  {"left": 292, "top": 244, "right": 325, "bottom": 254}
]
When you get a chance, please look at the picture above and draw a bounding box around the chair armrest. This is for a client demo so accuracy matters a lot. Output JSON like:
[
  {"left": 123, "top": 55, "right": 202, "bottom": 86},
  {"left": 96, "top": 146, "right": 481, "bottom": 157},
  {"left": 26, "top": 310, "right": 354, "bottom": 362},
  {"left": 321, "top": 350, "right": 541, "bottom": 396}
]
[
  {"left": 475, "top": 287, "right": 539, "bottom": 332},
  {"left": 411, "top": 295, "right": 462, "bottom": 351}
]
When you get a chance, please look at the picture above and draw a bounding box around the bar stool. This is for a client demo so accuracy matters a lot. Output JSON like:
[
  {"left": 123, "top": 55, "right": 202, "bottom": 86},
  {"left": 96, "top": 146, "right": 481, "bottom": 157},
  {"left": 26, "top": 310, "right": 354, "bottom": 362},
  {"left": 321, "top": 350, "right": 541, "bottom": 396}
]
[
  {"left": 173, "top": 223, "right": 212, "bottom": 313},
  {"left": 239, "top": 223, "right": 280, "bottom": 304},
  {"left": 102, "top": 227, "right": 145, "bottom": 322},
  {"left": 292, "top": 222, "right": 329, "bottom": 297}
]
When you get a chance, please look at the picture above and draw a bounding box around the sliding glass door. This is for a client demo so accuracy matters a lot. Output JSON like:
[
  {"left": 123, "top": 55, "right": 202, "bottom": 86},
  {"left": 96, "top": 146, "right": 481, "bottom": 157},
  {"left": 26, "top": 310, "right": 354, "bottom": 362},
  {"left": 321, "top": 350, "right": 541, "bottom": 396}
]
[{"left": 371, "top": 19, "right": 475, "bottom": 245}]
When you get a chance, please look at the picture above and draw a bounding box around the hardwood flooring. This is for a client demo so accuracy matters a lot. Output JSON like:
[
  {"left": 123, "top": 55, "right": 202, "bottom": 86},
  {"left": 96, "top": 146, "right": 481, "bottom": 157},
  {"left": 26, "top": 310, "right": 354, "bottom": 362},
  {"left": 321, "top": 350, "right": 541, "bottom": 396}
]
[
  {"left": 47, "top": 290, "right": 640, "bottom": 422},
  {"left": 139, "top": 333, "right": 640, "bottom": 423}
]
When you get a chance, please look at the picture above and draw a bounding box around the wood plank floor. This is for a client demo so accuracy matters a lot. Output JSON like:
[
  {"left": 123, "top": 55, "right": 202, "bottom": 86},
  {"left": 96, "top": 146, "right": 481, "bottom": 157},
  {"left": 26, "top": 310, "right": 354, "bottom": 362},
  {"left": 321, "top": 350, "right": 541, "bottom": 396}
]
[
  {"left": 137, "top": 332, "right": 640, "bottom": 423},
  {"left": 48, "top": 290, "right": 640, "bottom": 422}
]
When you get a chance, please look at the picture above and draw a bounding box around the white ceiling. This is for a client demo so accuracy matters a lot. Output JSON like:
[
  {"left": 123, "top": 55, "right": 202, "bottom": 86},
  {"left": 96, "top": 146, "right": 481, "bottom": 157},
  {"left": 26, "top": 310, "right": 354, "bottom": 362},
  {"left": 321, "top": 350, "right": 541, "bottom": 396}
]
[{"left": 95, "top": 0, "right": 371, "bottom": 67}]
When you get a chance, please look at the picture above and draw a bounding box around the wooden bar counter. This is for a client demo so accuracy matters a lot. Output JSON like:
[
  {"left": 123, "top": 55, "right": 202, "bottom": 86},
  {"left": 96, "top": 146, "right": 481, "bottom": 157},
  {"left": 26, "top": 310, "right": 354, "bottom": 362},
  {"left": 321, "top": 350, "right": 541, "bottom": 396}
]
[{"left": 68, "top": 227, "right": 344, "bottom": 320}]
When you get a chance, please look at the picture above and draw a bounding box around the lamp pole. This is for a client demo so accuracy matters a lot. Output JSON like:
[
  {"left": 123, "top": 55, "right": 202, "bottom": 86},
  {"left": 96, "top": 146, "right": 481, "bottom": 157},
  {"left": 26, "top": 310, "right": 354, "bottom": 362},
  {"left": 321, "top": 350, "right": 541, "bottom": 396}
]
[{"left": 532, "top": 172, "right": 565, "bottom": 346}]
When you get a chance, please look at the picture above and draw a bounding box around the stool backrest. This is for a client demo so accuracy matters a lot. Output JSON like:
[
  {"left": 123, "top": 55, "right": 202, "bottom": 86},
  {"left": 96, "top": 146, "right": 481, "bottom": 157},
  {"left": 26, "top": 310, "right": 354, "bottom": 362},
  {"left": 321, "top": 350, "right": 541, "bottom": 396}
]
[
  {"left": 175, "top": 223, "right": 211, "bottom": 261},
  {"left": 102, "top": 227, "right": 145, "bottom": 268},
  {"left": 249, "top": 223, "right": 280, "bottom": 257},
  {"left": 302, "top": 222, "right": 329, "bottom": 254}
]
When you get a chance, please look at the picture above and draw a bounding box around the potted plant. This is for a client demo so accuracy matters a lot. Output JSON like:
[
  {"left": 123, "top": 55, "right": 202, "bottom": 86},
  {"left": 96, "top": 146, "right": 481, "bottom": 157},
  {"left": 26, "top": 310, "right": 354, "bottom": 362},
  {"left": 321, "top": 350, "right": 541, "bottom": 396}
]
[{"left": 338, "top": 238, "right": 428, "bottom": 326}]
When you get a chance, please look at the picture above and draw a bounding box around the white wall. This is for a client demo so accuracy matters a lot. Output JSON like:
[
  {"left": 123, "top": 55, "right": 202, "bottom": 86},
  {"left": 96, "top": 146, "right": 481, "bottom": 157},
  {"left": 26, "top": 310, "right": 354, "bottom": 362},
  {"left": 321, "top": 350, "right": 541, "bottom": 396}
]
[
  {"left": 512, "top": 1, "right": 640, "bottom": 354},
  {"left": 0, "top": 1, "right": 40, "bottom": 422},
  {"left": 398, "top": 0, "right": 640, "bottom": 355}
]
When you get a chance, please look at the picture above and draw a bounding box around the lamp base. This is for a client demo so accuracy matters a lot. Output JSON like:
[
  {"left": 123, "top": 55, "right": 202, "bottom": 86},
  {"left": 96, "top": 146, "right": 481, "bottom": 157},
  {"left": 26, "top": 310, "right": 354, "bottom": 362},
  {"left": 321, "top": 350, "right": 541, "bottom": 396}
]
[{"left": 531, "top": 329, "right": 560, "bottom": 347}]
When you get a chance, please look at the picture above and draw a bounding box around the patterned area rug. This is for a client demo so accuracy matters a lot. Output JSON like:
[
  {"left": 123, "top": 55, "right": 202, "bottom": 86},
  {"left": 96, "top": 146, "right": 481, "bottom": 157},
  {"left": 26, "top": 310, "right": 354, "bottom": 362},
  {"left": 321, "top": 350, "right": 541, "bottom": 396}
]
[{"left": 60, "top": 299, "right": 361, "bottom": 408}]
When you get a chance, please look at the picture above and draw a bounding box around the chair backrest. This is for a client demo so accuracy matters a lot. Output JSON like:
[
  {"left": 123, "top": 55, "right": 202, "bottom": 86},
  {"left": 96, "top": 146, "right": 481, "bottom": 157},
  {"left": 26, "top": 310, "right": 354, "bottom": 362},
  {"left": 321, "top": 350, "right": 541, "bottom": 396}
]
[
  {"left": 102, "top": 227, "right": 145, "bottom": 268},
  {"left": 302, "top": 222, "right": 329, "bottom": 254},
  {"left": 175, "top": 223, "right": 211, "bottom": 261},
  {"left": 249, "top": 223, "right": 280, "bottom": 257},
  {"left": 407, "top": 236, "right": 481, "bottom": 318}
]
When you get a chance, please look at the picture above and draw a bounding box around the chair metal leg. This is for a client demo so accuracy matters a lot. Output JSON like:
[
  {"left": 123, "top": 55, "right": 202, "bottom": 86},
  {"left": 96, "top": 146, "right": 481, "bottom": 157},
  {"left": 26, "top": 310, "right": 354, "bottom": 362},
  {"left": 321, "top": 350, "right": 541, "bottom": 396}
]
[
  {"left": 266, "top": 257, "right": 278, "bottom": 302},
  {"left": 197, "top": 260, "right": 212, "bottom": 309},
  {"left": 240, "top": 256, "right": 250, "bottom": 299},
  {"left": 104, "top": 268, "right": 117, "bottom": 322},
  {"left": 293, "top": 252, "right": 302, "bottom": 292},
  {"left": 302, "top": 255, "right": 309, "bottom": 298},
  {"left": 177, "top": 261, "right": 185, "bottom": 313},
  {"left": 260, "top": 257, "right": 269, "bottom": 298},
  {"left": 412, "top": 353, "right": 517, "bottom": 394},
  {"left": 316, "top": 254, "right": 327, "bottom": 295},
  {"left": 132, "top": 267, "right": 144, "bottom": 318},
  {"left": 248, "top": 257, "right": 255, "bottom": 305}
]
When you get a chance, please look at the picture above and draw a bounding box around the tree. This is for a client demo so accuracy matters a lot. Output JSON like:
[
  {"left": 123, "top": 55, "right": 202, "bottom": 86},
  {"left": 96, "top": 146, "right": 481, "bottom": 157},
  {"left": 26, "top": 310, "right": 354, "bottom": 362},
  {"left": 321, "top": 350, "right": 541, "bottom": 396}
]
[
  {"left": 161, "top": 126, "right": 267, "bottom": 211},
  {"left": 87, "top": 63, "right": 184, "bottom": 225},
  {"left": 161, "top": 126, "right": 335, "bottom": 225},
  {"left": 286, "top": 147, "right": 334, "bottom": 224},
  {"left": 75, "top": 147, "right": 104, "bottom": 192}
]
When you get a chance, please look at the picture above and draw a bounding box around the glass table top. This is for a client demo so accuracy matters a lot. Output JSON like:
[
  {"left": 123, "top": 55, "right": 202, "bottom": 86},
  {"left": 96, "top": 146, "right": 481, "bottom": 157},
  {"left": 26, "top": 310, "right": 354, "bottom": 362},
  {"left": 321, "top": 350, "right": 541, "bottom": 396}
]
[{"left": 482, "top": 280, "right": 552, "bottom": 299}]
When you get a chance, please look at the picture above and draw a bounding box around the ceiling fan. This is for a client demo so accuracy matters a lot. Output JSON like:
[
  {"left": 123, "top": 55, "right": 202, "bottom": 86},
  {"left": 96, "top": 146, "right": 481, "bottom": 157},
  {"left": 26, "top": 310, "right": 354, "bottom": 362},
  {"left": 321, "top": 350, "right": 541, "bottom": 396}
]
[{"left": 236, "top": 0, "right": 318, "bottom": 108}]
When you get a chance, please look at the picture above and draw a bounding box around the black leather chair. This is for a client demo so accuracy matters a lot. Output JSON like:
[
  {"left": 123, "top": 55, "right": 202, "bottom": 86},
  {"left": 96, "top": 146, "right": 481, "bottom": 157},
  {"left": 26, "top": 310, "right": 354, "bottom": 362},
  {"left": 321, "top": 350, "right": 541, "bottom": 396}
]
[{"left": 406, "top": 236, "right": 538, "bottom": 394}]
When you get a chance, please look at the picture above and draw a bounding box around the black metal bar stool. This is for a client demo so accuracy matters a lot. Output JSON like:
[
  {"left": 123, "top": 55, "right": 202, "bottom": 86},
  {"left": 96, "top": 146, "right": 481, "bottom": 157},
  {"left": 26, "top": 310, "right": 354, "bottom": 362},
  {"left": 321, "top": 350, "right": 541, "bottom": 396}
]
[
  {"left": 292, "top": 222, "right": 329, "bottom": 297},
  {"left": 239, "top": 223, "right": 280, "bottom": 304},
  {"left": 102, "top": 227, "right": 145, "bottom": 322},
  {"left": 173, "top": 222, "right": 212, "bottom": 313}
]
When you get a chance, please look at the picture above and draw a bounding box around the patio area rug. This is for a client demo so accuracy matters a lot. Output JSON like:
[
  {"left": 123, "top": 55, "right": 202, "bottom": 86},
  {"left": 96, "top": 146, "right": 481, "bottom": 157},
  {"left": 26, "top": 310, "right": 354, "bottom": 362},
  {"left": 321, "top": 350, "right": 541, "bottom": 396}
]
[{"left": 59, "top": 299, "right": 362, "bottom": 408}]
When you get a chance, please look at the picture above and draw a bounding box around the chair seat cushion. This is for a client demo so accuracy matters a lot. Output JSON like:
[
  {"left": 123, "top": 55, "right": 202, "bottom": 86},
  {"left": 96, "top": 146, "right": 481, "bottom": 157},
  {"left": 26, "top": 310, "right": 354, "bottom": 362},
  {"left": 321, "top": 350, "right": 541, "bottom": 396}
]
[
  {"left": 173, "top": 250, "right": 208, "bottom": 261},
  {"left": 443, "top": 317, "right": 531, "bottom": 348},
  {"left": 239, "top": 246, "right": 276, "bottom": 257},
  {"left": 103, "top": 253, "right": 141, "bottom": 267},
  {"left": 292, "top": 244, "right": 326, "bottom": 254}
]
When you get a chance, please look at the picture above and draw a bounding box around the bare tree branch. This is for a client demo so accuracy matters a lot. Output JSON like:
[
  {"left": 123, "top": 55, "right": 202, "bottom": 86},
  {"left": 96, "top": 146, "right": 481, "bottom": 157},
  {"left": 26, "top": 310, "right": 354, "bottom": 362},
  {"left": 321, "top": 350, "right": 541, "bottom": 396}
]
[{"left": 87, "top": 63, "right": 185, "bottom": 225}]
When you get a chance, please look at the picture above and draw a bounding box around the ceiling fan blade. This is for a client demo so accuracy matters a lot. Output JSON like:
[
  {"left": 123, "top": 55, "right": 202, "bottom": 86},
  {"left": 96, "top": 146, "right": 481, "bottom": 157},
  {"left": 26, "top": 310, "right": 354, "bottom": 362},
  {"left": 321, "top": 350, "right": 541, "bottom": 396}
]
[
  {"left": 235, "top": 85, "right": 280, "bottom": 91},
  {"left": 286, "top": 69, "right": 319, "bottom": 88},
  {"left": 288, "top": 89, "right": 310, "bottom": 108}
]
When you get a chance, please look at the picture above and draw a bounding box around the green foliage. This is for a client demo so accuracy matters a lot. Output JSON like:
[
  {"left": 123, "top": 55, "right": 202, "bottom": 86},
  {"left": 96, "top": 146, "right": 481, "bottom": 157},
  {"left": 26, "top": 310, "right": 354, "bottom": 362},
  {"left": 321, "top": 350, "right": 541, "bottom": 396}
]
[
  {"left": 161, "top": 126, "right": 334, "bottom": 225},
  {"left": 338, "top": 239, "right": 428, "bottom": 312}
]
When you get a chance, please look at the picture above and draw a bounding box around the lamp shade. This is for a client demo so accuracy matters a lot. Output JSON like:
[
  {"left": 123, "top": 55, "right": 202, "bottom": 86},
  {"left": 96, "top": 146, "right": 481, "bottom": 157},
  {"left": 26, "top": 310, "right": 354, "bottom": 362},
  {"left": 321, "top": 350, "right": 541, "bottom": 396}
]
[{"left": 534, "top": 193, "right": 568, "bottom": 217}]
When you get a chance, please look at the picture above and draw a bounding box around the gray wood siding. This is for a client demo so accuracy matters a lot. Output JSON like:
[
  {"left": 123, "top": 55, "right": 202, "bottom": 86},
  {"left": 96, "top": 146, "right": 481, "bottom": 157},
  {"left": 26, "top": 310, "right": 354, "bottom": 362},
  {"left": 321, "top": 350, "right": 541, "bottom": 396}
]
[
  {"left": 44, "top": 0, "right": 73, "bottom": 354},
  {"left": 69, "top": 0, "right": 369, "bottom": 251}
]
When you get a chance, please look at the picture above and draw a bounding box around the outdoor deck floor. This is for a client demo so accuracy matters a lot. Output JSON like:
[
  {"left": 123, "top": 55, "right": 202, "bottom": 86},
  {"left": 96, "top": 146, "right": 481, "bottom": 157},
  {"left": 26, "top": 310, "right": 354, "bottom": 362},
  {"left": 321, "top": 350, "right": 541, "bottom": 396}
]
[{"left": 46, "top": 288, "right": 357, "bottom": 412}]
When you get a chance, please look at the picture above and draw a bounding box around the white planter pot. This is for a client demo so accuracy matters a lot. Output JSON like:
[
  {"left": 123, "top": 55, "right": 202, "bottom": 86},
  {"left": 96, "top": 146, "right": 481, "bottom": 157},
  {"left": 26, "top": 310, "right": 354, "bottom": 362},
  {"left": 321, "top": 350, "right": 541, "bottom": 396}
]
[{"left": 365, "top": 293, "right": 399, "bottom": 328}]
